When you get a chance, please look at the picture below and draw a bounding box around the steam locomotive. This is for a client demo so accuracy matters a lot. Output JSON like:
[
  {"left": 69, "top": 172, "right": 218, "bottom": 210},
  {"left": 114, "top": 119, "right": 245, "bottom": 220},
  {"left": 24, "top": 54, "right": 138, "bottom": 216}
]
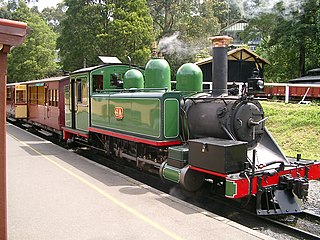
[{"left": 7, "top": 36, "right": 320, "bottom": 215}]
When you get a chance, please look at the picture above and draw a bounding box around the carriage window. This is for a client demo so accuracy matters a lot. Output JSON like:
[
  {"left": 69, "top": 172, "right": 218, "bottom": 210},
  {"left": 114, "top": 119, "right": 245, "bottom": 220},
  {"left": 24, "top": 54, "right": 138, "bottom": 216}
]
[
  {"left": 82, "top": 80, "right": 87, "bottom": 105},
  {"left": 76, "top": 78, "right": 87, "bottom": 105},
  {"left": 48, "top": 89, "right": 59, "bottom": 107},
  {"left": 54, "top": 89, "right": 59, "bottom": 107},
  {"left": 29, "top": 86, "right": 38, "bottom": 104},
  {"left": 77, "top": 79, "right": 82, "bottom": 103},
  {"left": 49, "top": 89, "right": 53, "bottom": 106},
  {"left": 93, "top": 75, "right": 103, "bottom": 92},
  {"left": 6, "top": 87, "right": 12, "bottom": 100},
  {"left": 15, "top": 90, "right": 27, "bottom": 104},
  {"left": 37, "top": 86, "right": 45, "bottom": 105},
  {"left": 45, "top": 87, "right": 48, "bottom": 106},
  {"left": 29, "top": 86, "right": 45, "bottom": 105},
  {"left": 52, "top": 89, "right": 58, "bottom": 107}
]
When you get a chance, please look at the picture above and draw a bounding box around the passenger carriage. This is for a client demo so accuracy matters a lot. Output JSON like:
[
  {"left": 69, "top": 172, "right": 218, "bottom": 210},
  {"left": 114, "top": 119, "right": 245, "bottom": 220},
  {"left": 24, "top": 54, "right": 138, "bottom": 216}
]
[
  {"left": 6, "top": 76, "right": 69, "bottom": 136},
  {"left": 6, "top": 83, "right": 28, "bottom": 120}
]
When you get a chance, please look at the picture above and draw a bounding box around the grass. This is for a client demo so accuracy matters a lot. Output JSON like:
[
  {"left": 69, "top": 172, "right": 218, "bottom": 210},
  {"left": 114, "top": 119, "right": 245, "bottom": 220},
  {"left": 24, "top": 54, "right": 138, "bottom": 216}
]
[{"left": 261, "top": 101, "right": 320, "bottom": 160}]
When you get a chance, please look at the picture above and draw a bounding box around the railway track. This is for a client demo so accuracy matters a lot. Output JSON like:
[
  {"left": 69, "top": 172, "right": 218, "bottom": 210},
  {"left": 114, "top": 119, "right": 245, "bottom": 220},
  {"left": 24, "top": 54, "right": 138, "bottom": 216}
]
[{"left": 259, "top": 210, "right": 320, "bottom": 240}]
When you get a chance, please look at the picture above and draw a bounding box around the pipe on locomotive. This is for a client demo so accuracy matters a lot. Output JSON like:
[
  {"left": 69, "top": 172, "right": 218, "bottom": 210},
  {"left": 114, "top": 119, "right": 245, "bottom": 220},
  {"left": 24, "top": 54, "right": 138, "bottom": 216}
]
[{"left": 209, "top": 36, "right": 233, "bottom": 97}]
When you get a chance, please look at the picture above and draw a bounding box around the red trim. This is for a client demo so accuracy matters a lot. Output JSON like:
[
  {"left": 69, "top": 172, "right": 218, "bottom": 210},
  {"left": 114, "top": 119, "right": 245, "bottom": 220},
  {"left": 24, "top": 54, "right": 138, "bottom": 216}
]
[
  {"left": 88, "top": 127, "right": 181, "bottom": 147},
  {"left": 63, "top": 131, "right": 71, "bottom": 141},
  {"left": 0, "top": 19, "right": 27, "bottom": 29},
  {"left": 62, "top": 127, "right": 89, "bottom": 139},
  {"left": 189, "top": 166, "right": 227, "bottom": 178}
]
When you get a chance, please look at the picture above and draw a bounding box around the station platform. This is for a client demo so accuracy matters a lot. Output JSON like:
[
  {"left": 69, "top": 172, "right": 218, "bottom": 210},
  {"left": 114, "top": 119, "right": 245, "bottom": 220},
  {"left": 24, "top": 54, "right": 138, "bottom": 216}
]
[{"left": 6, "top": 123, "right": 274, "bottom": 240}]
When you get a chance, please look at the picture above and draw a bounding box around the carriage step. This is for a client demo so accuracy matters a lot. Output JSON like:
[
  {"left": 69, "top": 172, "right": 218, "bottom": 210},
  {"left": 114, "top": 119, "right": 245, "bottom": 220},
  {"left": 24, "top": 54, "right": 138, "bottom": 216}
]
[
  {"left": 38, "top": 129, "right": 53, "bottom": 137},
  {"left": 22, "top": 123, "right": 32, "bottom": 128},
  {"left": 7, "top": 117, "right": 16, "bottom": 122}
]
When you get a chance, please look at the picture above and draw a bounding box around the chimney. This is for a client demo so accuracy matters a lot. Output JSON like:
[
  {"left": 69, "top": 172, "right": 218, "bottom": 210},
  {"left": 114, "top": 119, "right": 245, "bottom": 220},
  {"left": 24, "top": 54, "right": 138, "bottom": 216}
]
[{"left": 209, "top": 36, "right": 233, "bottom": 97}]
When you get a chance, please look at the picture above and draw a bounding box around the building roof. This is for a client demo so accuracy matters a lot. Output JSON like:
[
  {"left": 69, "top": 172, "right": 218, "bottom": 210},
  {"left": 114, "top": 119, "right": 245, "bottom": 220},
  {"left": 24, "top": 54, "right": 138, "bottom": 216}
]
[
  {"left": 288, "top": 71, "right": 320, "bottom": 84},
  {"left": 195, "top": 47, "right": 270, "bottom": 68},
  {"left": 221, "top": 19, "right": 248, "bottom": 32},
  {"left": 0, "top": 18, "right": 27, "bottom": 46},
  {"left": 12, "top": 76, "right": 69, "bottom": 86}
]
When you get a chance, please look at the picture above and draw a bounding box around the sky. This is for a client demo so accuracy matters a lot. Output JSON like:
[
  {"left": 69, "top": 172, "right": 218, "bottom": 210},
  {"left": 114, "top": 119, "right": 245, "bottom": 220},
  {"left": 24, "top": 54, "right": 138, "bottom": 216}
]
[{"left": 30, "top": 0, "right": 63, "bottom": 11}]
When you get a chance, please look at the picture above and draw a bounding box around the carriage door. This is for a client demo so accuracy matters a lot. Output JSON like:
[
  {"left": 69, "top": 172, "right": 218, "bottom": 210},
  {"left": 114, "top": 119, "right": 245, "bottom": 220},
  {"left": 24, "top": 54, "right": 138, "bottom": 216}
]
[
  {"left": 14, "top": 85, "right": 27, "bottom": 118},
  {"left": 64, "top": 84, "right": 72, "bottom": 128},
  {"left": 75, "top": 77, "right": 89, "bottom": 132}
]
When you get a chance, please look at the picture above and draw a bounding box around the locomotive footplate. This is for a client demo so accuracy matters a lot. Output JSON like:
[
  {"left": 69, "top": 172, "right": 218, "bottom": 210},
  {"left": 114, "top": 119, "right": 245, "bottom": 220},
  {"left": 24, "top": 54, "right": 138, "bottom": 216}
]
[{"left": 188, "top": 137, "right": 248, "bottom": 174}]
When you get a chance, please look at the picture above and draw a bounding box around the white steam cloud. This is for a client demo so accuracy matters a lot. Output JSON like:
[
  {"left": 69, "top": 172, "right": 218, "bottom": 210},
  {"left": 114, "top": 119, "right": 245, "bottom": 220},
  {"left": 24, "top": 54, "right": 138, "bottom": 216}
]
[
  {"left": 158, "top": 32, "right": 189, "bottom": 56},
  {"left": 158, "top": 32, "right": 203, "bottom": 58}
]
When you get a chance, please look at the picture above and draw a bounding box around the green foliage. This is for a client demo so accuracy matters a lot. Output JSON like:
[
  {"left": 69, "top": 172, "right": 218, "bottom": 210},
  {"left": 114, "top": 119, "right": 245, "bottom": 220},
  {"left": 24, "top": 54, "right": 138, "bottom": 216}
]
[
  {"left": 7, "top": 1, "right": 57, "bottom": 82},
  {"left": 0, "top": 0, "right": 12, "bottom": 18},
  {"left": 57, "top": 0, "right": 154, "bottom": 71},
  {"left": 100, "top": 0, "right": 154, "bottom": 65},
  {"left": 41, "top": 2, "right": 66, "bottom": 33},
  {"left": 262, "top": 101, "right": 320, "bottom": 160},
  {"left": 244, "top": 0, "right": 320, "bottom": 83}
]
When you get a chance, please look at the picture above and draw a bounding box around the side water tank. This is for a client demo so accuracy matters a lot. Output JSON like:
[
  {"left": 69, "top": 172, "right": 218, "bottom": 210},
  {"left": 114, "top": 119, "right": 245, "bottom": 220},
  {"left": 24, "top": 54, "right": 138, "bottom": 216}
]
[
  {"left": 123, "top": 69, "right": 144, "bottom": 89},
  {"left": 145, "top": 58, "right": 171, "bottom": 90},
  {"left": 176, "top": 63, "right": 203, "bottom": 92}
]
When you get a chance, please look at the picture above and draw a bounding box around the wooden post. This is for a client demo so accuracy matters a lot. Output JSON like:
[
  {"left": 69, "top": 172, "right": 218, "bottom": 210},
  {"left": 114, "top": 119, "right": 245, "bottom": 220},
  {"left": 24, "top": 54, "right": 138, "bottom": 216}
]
[
  {"left": 0, "top": 18, "right": 27, "bottom": 240},
  {"left": 0, "top": 44, "right": 9, "bottom": 240},
  {"left": 285, "top": 84, "right": 290, "bottom": 104}
]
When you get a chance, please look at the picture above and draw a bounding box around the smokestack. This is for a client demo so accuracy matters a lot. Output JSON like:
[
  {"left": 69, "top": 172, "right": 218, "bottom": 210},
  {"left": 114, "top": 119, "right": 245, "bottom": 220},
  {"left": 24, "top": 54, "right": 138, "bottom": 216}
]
[{"left": 209, "top": 36, "right": 233, "bottom": 97}]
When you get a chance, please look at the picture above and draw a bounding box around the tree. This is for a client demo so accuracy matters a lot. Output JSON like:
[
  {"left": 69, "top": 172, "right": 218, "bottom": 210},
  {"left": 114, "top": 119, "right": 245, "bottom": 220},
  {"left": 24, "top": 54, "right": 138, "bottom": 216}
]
[
  {"left": 41, "top": 3, "right": 66, "bottom": 33},
  {"left": 98, "top": 0, "right": 154, "bottom": 66},
  {"left": 7, "top": 0, "right": 57, "bottom": 82},
  {"left": 57, "top": 0, "right": 154, "bottom": 71},
  {"left": 0, "top": 0, "right": 12, "bottom": 18},
  {"left": 243, "top": 0, "right": 320, "bottom": 82}
]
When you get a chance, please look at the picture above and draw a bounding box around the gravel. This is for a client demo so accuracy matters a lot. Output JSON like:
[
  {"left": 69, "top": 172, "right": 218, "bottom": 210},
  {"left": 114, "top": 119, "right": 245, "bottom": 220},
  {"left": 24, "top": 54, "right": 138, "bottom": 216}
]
[{"left": 302, "top": 180, "right": 320, "bottom": 210}]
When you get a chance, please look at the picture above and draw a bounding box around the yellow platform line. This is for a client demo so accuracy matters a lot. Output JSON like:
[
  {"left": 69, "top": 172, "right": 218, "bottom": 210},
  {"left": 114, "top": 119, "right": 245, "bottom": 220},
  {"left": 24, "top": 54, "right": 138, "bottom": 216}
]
[{"left": 8, "top": 133, "right": 184, "bottom": 240}]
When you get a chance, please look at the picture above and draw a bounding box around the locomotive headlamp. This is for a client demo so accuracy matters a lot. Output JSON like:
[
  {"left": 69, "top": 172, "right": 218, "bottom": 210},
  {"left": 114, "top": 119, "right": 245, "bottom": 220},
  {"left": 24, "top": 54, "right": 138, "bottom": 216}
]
[
  {"left": 248, "top": 77, "right": 264, "bottom": 95},
  {"left": 247, "top": 68, "right": 264, "bottom": 95},
  {"left": 257, "top": 79, "right": 264, "bottom": 89}
]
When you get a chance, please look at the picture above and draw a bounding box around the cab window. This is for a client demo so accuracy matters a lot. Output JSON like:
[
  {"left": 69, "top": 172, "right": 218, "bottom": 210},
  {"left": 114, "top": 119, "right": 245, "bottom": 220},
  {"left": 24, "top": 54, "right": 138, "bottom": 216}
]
[
  {"left": 110, "top": 73, "right": 123, "bottom": 89},
  {"left": 93, "top": 75, "right": 103, "bottom": 92}
]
